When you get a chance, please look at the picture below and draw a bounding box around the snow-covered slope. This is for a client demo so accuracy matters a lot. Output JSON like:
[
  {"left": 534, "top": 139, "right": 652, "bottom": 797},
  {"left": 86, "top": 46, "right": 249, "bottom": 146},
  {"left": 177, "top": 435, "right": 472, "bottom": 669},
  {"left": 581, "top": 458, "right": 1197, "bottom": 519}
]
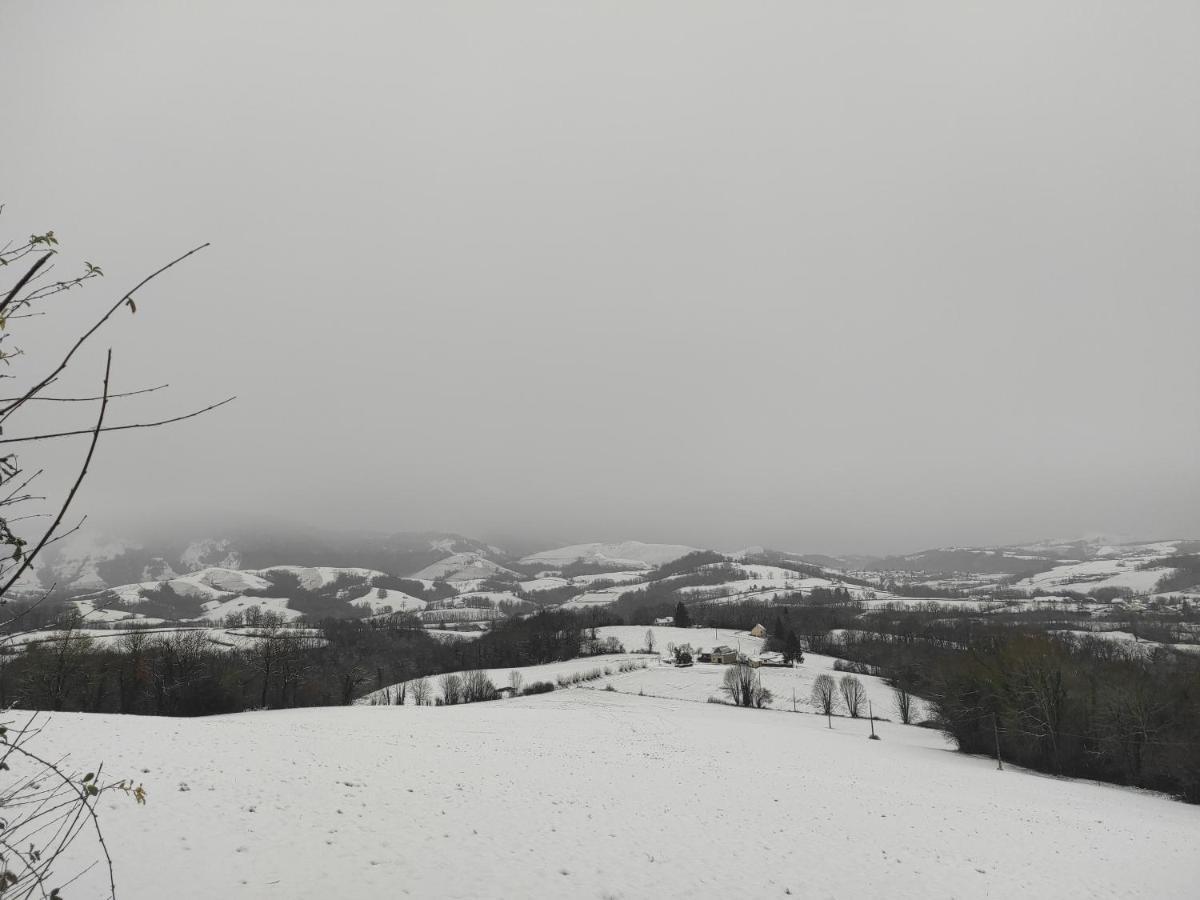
[
  {"left": 1010, "top": 542, "right": 1182, "bottom": 595},
  {"left": 410, "top": 553, "right": 517, "bottom": 582},
  {"left": 37, "top": 691, "right": 1200, "bottom": 899},
  {"left": 521, "top": 541, "right": 699, "bottom": 569}
]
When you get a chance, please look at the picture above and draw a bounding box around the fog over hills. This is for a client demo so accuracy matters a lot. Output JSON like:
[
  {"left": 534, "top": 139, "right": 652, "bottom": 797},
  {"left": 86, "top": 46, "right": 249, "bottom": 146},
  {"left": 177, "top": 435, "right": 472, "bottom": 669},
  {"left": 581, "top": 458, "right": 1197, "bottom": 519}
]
[{"left": 3, "top": 1, "right": 1198, "bottom": 559}]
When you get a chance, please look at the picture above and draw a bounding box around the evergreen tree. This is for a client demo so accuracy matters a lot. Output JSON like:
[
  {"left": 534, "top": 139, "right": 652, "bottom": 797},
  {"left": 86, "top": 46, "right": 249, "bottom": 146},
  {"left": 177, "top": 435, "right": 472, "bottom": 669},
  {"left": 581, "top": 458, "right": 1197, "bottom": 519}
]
[
  {"left": 784, "top": 630, "right": 803, "bottom": 664},
  {"left": 673, "top": 600, "right": 691, "bottom": 629},
  {"left": 773, "top": 614, "right": 786, "bottom": 639}
]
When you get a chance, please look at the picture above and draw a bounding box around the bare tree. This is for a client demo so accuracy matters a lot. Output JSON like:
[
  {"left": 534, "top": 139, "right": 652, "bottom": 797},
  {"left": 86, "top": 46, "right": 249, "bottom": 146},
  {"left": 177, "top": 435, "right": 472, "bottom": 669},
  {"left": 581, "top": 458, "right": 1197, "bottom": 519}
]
[
  {"left": 440, "top": 673, "right": 463, "bottom": 705},
  {"left": 461, "top": 669, "right": 497, "bottom": 703},
  {"left": 644, "top": 629, "right": 656, "bottom": 654},
  {"left": 410, "top": 676, "right": 432, "bottom": 706},
  {"left": 811, "top": 673, "right": 838, "bottom": 718},
  {"left": 721, "top": 663, "right": 771, "bottom": 708},
  {"left": 893, "top": 685, "right": 914, "bottom": 725},
  {"left": 839, "top": 674, "right": 866, "bottom": 718},
  {"left": 508, "top": 670, "right": 524, "bottom": 695}
]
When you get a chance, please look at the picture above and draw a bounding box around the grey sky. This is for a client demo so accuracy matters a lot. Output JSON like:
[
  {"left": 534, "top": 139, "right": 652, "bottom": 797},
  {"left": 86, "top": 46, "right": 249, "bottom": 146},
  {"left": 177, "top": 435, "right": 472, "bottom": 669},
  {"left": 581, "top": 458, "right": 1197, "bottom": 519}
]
[{"left": 3, "top": 1, "right": 1197, "bottom": 555}]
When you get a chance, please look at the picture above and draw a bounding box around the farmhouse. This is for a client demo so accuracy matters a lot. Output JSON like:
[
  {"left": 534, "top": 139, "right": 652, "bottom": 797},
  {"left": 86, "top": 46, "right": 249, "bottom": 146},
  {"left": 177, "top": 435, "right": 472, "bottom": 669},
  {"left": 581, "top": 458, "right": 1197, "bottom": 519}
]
[
  {"left": 698, "top": 645, "right": 739, "bottom": 665},
  {"left": 749, "top": 623, "right": 767, "bottom": 638}
]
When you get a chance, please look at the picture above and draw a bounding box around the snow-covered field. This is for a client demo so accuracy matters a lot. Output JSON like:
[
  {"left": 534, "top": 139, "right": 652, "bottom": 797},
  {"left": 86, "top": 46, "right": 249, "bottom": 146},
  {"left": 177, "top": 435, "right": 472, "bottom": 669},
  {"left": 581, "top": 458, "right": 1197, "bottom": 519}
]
[
  {"left": 1014, "top": 557, "right": 1176, "bottom": 595},
  {"left": 36, "top": 687, "right": 1200, "bottom": 899}
]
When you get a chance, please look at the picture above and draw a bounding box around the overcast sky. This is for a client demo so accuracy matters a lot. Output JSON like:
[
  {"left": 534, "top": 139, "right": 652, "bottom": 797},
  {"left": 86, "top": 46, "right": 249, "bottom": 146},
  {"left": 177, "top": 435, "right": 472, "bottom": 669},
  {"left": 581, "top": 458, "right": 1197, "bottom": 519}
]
[{"left": 2, "top": 1, "right": 1197, "bottom": 556}]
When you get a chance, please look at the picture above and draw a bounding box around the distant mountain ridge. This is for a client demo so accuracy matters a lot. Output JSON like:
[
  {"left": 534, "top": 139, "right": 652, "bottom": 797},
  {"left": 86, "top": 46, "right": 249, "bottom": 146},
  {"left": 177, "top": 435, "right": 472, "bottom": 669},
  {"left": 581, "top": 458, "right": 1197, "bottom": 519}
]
[
  {"left": 32, "top": 529, "right": 500, "bottom": 597},
  {"left": 22, "top": 528, "right": 1200, "bottom": 610}
]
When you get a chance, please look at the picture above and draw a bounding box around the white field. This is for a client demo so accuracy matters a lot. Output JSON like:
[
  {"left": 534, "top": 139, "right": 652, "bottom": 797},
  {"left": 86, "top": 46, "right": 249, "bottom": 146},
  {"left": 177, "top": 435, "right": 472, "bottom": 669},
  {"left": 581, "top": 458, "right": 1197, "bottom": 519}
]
[
  {"left": 595, "top": 626, "right": 924, "bottom": 717},
  {"left": 70, "top": 598, "right": 166, "bottom": 626},
  {"left": 365, "top": 628, "right": 925, "bottom": 719},
  {"left": 34, "top": 688, "right": 1199, "bottom": 899},
  {"left": 1015, "top": 558, "right": 1175, "bottom": 595},
  {"left": 349, "top": 588, "right": 428, "bottom": 614},
  {"left": 198, "top": 594, "right": 304, "bottom": 622},
  {"left": 254, "top": 565, "right": 388, "bottom": 590},
  {"left": 360, "top": 653, "right": 657, "bottom": 704}
]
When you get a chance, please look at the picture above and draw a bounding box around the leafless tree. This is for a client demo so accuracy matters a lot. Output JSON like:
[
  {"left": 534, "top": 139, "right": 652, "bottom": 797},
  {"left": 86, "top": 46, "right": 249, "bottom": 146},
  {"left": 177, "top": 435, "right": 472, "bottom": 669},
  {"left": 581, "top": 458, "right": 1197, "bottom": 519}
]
[
  {"left": 508, "top": 670, "right": 523, "bottom": 695},
  {"left": 440, "top": 673, "right": 463, "bottom": 705},
  {"left": 811, "top": 673, "right": 838, "bottom": 717},
  {"left": 410, "top": 676, "right": 432, "bottom": 706},
  {"left": 893, "top": 685, "right": 914, "bottom": 725},
  {"left": 839, "top": 674, "right": 866, "bottom": 718},
  {"left": 721, "top": 662, "right": 771, "bottom": 708},
  {"left": 461, "top": 669, "right": 497, "bottom": 703},
  {"left": 644, "top": 629, "right": 656, "bottom": 654}
]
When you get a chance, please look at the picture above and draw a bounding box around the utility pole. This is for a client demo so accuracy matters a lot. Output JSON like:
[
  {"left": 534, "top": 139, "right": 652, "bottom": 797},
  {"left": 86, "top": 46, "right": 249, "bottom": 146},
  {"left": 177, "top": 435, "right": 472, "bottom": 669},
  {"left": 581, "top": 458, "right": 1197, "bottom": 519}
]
[
  {"left": 792, "top": 687, "right": 796, "bottom": 713},
  {"left": 869, "top": 701, "right": 879, "bottom": 740},
  {"left": 992, "top": 712, "right": 1003, "bottom": 771}
]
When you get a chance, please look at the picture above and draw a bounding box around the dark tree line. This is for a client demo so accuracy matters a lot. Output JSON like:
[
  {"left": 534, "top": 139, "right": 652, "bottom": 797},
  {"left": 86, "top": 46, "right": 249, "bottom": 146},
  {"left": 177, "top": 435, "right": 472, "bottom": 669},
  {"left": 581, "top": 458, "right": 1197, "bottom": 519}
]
[
  {"left": 930, "top": 633, "right": 1200, "bottom": 802},
  {"left": 0, "top": 609, "right": 615, "bottom": 716}
]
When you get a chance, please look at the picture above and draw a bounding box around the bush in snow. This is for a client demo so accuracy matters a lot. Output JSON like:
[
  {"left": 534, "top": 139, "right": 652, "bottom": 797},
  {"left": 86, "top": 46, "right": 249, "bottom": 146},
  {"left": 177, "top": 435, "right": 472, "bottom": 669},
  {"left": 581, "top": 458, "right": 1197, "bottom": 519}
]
[{"left": 522, "top": 681, "right": 555, "bottom": 695}]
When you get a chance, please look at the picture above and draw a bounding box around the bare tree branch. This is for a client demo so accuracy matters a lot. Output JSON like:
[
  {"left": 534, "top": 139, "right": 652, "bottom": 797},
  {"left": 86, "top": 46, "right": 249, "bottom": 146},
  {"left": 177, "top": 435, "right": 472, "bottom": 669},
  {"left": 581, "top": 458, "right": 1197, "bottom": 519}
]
[
  {"left": 0, "top": 351, "right": 111, "bottom": 599},
  {"left": 0, "top": 242, "right": 208, "bottom": 425},
  {"left": 0, "top": 251, "right": 53, "bottom": 317},
  {"left": 0, "top": 394, "right": 235, "bottom": 445},
  {"left": 0, "top": 383, "right": 168, "bottom": 403}
]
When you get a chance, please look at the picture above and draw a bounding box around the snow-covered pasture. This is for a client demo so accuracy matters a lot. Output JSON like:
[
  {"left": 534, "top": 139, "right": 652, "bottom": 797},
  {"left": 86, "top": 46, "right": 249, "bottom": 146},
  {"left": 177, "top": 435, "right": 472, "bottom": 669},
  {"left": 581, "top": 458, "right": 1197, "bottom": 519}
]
[
  {"left": 359, "top": 653, "right": 655, "bottom": 705},
  {"left": 599, "top": 652, "right": 926, "bottom": 720},
  {"left": 35, "top": 688, "right": 1200, "bottom": 899},
  {"left": 1015, "top": 557, "right": 1176, "bottom": 595},
  {"left": 363, "top": 626, "right": 927, "bottom": 719}
]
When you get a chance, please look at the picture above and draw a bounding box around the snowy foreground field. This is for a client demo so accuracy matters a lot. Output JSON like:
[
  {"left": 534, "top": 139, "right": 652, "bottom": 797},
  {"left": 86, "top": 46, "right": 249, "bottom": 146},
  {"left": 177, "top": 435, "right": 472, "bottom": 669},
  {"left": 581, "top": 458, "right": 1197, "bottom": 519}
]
[{"left": 40, "top": 685, "right": 1200, "bottom": 898}]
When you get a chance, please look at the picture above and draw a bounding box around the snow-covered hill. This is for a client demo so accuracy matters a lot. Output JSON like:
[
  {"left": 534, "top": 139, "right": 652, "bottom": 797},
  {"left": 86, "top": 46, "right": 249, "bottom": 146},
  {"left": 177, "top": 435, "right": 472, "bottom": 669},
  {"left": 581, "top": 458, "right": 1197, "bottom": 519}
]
[
  {"left": 409, "top": 552, "right": 517, "bottom": 582},
  {"left": 521, "top": 541, "right": 698, "bottom": 569},
  {"left": 37, "top": 689, "right": 1200, "bottom": 899}
]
